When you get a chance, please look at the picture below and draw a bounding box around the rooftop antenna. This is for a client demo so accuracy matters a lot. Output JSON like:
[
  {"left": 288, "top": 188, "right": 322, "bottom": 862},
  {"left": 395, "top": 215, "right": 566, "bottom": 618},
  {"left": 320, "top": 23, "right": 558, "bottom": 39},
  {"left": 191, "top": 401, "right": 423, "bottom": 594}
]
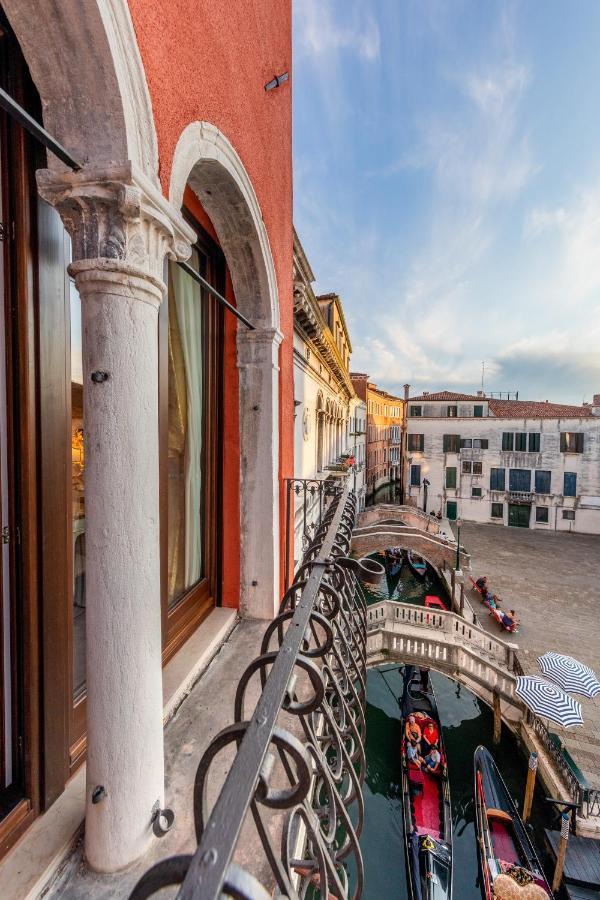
[{"left": 481, "top": 360, "right": 485, "bottom": 394}]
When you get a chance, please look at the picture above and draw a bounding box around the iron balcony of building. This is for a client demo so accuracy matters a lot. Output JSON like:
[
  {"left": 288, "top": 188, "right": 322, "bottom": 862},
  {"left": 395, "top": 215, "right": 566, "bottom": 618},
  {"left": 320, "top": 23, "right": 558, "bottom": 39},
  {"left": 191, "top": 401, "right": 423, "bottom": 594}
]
[
  {"left": 131, "top": 486, "right": 384, "bottom": 899},
  {"left": 508, "top": 491, "right": 534, "bottom": 504},
  {"left": 284, "top": 476, "right": 346, "bottom": 591}
]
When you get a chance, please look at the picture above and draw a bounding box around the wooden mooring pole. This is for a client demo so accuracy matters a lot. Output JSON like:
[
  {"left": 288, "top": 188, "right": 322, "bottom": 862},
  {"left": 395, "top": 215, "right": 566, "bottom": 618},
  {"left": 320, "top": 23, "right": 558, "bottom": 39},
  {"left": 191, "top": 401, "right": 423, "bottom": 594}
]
[
  {"left": 552, "top": 811, "right": 570, "bottom": 893},
  {"left": 459, "top": 582, "right": 465, "bottom": 617},
  {"left": 492, "top": 687, "right": 501, "bottom": 745},
  {"left": 522, "top": 750, "right": 538, "bottom": 823}
]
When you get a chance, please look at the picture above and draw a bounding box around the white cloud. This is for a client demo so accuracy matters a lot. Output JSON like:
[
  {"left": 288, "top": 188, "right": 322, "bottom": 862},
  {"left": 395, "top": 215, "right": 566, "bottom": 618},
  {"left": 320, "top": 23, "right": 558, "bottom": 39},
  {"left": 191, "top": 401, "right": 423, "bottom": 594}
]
[
  {"left": 524, "top": 183, "right": 600, "bottom": 305},
  {"left": 295, "top": 0, "right": 380, "bottom": 62}
]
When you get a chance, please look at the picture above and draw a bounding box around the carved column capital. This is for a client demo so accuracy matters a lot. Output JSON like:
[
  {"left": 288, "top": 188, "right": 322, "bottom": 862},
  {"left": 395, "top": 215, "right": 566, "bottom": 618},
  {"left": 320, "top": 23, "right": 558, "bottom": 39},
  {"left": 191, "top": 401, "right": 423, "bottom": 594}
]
[{"left": 37, "top": 163, "right": 196, "bottom": 291}]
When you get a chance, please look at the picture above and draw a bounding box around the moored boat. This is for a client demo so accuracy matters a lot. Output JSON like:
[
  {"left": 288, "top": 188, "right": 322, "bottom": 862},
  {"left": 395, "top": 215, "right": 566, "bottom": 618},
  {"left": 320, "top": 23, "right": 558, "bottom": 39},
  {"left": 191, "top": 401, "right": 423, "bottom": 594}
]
[
  {"left": 401, "top": 668, "right": 452, "bottom": 899},
  {"left": 385, "top": 547, "right": 404, "bottom": 578},
  {"left": 407, "top": 550, "right": 428, "bottom": 580},
  {"left": 474, "top": 746, "right": 553, "bottom": 899},
  {"left": 425, "top": 595, "right": 447, "bottom": 612}
]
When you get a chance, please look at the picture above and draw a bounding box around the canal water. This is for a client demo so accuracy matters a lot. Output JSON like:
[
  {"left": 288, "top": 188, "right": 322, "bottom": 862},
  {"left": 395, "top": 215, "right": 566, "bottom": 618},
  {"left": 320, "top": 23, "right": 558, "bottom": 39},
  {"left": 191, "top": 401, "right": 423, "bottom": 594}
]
[
  {"left": 362, "top": 667, "right": 556, "bottom": 898},
  {"left": 358, "top": 553, "right": 557, "bottom": 898},
  {"left": 361, "top": 553, "right": 449, "bottom": 608}
]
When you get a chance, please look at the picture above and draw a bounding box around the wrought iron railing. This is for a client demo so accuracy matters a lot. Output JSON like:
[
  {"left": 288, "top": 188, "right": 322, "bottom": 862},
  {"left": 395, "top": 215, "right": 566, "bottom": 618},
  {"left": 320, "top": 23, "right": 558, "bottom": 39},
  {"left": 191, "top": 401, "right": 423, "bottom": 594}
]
[
  {"left": 285, "top": 477, "right": 346, "bottom": 591},
  {"left": 132, "top": 487, "right": 383, "bottom": 899},
  {"left": 526, "top": 709, "right": 600, "bottom": 821}
]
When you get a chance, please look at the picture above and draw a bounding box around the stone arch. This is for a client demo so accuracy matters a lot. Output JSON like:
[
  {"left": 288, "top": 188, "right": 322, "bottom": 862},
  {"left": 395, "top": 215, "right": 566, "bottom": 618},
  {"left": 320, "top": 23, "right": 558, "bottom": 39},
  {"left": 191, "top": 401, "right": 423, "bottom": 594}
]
[
  {"left": 2, "top": 0, "right": 158, "bottom": 179},
  {"left": 169, "top": 121, "right": 279, "bottom": 330},
  {"left": 365, "top": 662, "right": 520, "bottom": 731},
  {"left": 169, "top": 121, "right": 282, "bottom": 617}
]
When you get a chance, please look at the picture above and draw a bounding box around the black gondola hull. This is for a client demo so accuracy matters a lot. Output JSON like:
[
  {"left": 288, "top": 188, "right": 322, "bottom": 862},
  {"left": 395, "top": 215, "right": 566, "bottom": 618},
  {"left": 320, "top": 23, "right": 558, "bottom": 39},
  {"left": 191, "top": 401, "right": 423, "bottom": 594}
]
[
  {"left": 473, "top": 746, "right": 553, "bottom": 898},
  {"left": 401, "top": 670, "right": 453, "bottom": 900}
]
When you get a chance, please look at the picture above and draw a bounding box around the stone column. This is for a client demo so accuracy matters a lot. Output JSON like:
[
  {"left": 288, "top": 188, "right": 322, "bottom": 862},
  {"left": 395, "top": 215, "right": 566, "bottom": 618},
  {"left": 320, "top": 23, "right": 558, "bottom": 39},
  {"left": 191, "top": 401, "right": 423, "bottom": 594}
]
[
  {"left": 38, "top": 166, "right": 194, "bottom": 872},
  {"left": 237, "top": 326, "right": 283, "bottom": 619}
]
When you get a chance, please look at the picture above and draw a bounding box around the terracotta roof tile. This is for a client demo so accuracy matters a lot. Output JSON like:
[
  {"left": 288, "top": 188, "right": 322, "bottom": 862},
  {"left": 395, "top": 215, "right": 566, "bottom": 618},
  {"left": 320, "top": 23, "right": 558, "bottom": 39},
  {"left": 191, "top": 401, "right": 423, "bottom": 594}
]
[
  {"left": 488, "top": 399, "right": 592, "bottom": 419},
  {"left": 409, "top": 391, "right": 484, "bottom": 402}
]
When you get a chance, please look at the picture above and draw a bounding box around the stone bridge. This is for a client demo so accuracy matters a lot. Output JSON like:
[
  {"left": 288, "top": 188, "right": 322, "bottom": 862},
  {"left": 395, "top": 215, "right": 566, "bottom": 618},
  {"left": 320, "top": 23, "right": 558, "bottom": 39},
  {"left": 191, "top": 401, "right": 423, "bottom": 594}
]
[
  {"left": 353, "top": 523, "right": 470, "bottom": 572},
  {"left": 364, "top": 599, "right": 600, "bottom": 832},
  {"left": 358, "top": 503, "right": 445, "bottom": 533},
  {"left": 365, "top": 599, "right": 520, "bottom": 727}
]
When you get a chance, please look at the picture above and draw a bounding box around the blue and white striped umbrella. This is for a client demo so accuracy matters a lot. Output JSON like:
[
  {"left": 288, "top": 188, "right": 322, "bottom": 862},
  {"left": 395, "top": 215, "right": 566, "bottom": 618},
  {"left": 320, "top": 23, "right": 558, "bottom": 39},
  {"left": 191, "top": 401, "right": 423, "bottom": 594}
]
[
  {"left": 538, "top": 652, "right": 600, "bottom": 699},
  {"left": 516, "top": 676, "right": 583, "bottom": 728}
]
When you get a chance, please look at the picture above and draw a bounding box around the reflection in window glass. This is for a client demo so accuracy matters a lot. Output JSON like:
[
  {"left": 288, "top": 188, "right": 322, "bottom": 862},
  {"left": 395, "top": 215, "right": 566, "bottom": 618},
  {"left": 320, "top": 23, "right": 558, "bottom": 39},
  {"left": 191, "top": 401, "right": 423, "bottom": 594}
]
[
  {"left": 70, "top": 276, "right": 86, "bottom": 702},
  {"left": 167, "top": 253, "right": 204, "bottom": 608}
]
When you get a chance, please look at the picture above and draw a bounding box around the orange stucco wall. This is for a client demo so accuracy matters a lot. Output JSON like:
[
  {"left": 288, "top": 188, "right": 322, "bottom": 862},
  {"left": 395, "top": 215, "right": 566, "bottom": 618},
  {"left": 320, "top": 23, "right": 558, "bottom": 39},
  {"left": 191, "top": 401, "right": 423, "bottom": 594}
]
[{"left": 129, "top": 1, "right": 295, "bottom": 599}]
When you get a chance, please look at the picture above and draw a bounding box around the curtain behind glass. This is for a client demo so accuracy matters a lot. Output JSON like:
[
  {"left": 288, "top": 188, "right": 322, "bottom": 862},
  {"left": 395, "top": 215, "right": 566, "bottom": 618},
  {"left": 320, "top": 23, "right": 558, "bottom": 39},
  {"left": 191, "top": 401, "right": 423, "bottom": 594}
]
[{"left": 167, "top": 254, "right": 203, "bottom": 608}]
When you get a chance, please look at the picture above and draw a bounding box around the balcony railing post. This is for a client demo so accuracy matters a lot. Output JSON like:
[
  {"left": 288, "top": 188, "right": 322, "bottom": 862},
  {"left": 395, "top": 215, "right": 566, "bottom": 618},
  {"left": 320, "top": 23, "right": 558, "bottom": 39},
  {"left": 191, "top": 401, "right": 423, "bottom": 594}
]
[{"left": 132, "top": 483, "right": 377, "bottom": 900}]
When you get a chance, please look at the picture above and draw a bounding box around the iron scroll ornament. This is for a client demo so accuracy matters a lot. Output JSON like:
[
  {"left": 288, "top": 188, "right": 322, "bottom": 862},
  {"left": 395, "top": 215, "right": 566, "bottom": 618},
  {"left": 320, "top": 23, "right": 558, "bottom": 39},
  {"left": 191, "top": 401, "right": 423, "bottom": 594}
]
[{"left": 130, "top": 488, "right": 383, "bottom": 900}]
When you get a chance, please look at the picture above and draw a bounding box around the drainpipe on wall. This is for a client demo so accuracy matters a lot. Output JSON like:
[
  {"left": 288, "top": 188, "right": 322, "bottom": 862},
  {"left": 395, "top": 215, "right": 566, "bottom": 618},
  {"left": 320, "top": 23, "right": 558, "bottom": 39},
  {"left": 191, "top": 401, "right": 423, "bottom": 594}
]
[{"left": 401, "top": 383, "right": 410, "bottom": 502}]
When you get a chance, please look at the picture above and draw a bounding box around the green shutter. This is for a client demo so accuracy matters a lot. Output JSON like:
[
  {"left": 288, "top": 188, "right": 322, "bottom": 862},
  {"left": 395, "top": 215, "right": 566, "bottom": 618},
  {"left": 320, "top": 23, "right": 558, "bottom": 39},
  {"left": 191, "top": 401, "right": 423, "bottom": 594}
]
[{"left": 446, "top": 466, "right": 457, "bottom": 488}]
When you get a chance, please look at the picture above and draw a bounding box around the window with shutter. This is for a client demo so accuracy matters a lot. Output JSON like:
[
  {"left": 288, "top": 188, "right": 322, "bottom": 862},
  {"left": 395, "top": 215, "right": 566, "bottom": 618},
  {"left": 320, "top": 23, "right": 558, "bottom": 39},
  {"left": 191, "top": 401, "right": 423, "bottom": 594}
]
[
  {"left": 443, "top": 434, "right": 461, "bottom": 453},
  {"left": 509, "top": 469, "right": 531, "bottom": 492},
  {"left": 535, "top": 470, "right": 551, "bottom": 494},
  {"left": 563, "top": 472, "right": 577, "bottom": 497},
  {"left": 515, "top": 433, "right": 527, "bottom": 451},
  {"left": 502, "top": 432, "right": 513, "bottom": 451},
  {"left": 490, "top": 468, "right": 505, "bottom": 491},
  {"left": 528, "top": 433, "right": 541, "bottom": 452},
  {"left": 407, "top": 434, "right": 424, "bottom": 452},
  {"left": 446, "top": 466, "right": 457, "bottom": 488}
]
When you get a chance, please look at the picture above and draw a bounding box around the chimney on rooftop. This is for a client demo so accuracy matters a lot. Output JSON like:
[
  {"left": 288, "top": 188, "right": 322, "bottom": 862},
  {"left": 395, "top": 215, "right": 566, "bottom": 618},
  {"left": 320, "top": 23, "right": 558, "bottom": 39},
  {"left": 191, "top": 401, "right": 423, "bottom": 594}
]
[
  {"left": 592, "top": 393, "right": 600, "bottom": 416},
  {"left": 404, "top": 383, "right": 410, "bottom": 401},
  {"left": 476, "top": 390, "right": 484, "bottom": 397}
]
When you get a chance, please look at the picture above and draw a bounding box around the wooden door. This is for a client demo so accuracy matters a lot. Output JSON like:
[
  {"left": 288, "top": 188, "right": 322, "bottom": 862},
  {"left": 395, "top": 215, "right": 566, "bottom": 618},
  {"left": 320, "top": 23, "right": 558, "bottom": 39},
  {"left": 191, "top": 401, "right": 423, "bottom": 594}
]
[{"left": 508, "top": 504, "right": 530, "bottom": 528}]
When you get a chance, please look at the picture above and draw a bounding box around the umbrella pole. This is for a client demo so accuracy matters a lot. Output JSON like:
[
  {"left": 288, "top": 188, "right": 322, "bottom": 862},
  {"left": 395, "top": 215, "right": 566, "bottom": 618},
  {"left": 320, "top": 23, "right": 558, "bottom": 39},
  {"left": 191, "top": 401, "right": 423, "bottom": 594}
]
[
  {"left": 552, "top": 811, "right": 570, "bottom": 893},
  {"left": 522, "top": 750, "right": 538, "bottom": 823}
]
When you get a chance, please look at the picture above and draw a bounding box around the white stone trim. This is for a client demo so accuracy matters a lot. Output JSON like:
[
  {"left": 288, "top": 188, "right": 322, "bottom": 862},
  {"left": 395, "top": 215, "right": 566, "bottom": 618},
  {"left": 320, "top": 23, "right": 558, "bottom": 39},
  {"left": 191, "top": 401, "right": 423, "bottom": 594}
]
[
  {"left": 168, "top": 121, "right": 279, "bottom": 329},
  {"left": 2, "top": 0, "right": 158, "bottom": 179},
  {"left": 97, "top": 0, "right": 159, "bottom": 179}
]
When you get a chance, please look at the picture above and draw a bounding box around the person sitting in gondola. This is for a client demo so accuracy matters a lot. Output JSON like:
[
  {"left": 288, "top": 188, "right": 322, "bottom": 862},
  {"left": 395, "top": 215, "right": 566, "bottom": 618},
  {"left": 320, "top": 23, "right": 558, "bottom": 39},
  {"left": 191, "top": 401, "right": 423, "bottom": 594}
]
[
  {"left": 406, "top": 739, "right": 422, "bottom": 769},
  {"left": 475, "top": 575, "right": 489, "bottom": 593},
  {"left": 422, "top": 720, "right": 439, "bottom": 752},
  {"left": 422, "top": 744, "right": 441, "bottom": 774},
  {"left": 405, "top": 714, "right": 422, "bottom": 745},
  {"left": 486, "top": 593, "right": 499, "bottom": 610}
]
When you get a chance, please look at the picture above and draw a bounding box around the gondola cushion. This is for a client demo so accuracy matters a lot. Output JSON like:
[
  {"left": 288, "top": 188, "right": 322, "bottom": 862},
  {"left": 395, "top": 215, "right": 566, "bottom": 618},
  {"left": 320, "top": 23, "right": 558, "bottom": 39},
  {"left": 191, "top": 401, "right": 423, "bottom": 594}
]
[{"left": 493, "top": 872, "right": 549, "bottom": 899}]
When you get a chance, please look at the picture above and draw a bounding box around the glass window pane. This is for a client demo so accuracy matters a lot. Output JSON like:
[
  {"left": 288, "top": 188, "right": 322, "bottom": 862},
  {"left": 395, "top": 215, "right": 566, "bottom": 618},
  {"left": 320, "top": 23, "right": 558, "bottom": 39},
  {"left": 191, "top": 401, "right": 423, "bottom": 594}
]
[
  {"left": 167, "top": 253, "right": 204, "bottom": 609},
  {"left": 70, "top": 276, "right": 86, "bottom": 702}
]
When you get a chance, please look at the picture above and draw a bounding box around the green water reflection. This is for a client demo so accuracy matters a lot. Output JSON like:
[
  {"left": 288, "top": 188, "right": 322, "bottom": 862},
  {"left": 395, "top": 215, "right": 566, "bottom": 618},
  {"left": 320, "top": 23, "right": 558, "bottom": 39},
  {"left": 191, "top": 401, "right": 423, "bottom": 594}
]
[
  {"left": 362, "top": 667, "right": 556, "bottom": 899},
  {"left": 361, "top": 553, "right": 448, "bottom": 608}
]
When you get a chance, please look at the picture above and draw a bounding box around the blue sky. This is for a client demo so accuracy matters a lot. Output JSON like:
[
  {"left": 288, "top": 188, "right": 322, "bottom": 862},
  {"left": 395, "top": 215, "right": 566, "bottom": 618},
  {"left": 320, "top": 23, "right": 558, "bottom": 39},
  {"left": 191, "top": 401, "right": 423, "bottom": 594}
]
[{"left": 292, "top": 0, "right": 600, "bottom": 403}]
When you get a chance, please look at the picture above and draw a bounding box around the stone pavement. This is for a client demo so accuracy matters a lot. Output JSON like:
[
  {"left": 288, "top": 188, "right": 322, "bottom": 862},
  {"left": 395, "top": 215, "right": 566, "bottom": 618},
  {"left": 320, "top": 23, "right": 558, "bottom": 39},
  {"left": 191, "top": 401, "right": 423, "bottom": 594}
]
[
  {"left": 462, "top": 521, "right": 600, "bottom": 785},
  {"left": 45, "top": 618, "right": 266, "bottom": 899}
]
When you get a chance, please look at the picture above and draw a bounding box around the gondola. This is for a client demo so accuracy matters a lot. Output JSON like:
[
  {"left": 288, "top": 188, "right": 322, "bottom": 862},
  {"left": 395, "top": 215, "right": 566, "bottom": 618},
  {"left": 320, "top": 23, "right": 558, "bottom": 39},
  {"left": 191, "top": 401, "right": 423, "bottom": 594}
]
[
  {"left": 474, "top": 746, "right": 553, "bottom": 899},
  {"left": 385, "top": 547, "right": 404, "bottom": 578},
  {"left": 401, "top": 668, "right": 452, "bottom": 900},
  {"left": 407, "top": 550, "right": 428, "bottom": 580}
]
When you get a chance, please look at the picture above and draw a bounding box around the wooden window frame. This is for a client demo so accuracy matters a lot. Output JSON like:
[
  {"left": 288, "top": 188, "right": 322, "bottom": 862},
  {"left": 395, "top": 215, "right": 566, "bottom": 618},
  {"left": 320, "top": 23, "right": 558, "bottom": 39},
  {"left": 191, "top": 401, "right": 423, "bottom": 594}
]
[
  {"left": 159, "top": 217, "right": 224, "bottom": 664},
  {"left": 491, "top": 502, "right": 504, "bottom": 519}
]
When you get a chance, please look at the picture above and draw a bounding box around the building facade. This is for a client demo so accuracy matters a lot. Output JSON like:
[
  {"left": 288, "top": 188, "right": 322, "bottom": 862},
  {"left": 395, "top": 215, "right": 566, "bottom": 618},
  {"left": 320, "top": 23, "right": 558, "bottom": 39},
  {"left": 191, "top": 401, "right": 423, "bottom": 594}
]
[
  {"left": 405, "top": 391, "right": 600, "bottom": 533},
  {"left": 0, "top": 0, "right": 292, "bottom": 873},
  {"left": 292, "top": 232, "right": 356, "bottom": 562},
  {"left": 351, "top": 376, "right": 404, "bottom": 500},
  {"left": 349, "top": 395, "right": 367, "bottom": 511}
]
